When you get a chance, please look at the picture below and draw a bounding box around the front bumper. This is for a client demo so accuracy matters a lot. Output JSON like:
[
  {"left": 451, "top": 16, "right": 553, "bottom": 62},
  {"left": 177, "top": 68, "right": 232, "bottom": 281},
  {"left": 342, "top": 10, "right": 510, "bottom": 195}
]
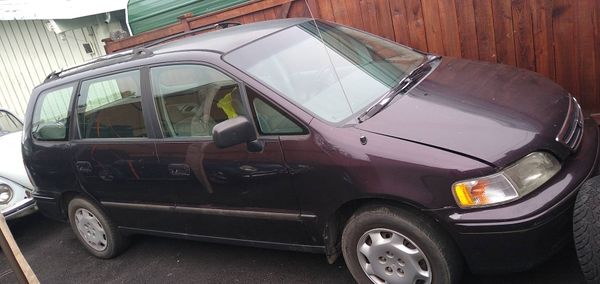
[
  {"left": 433, "top": 119, "right": 599, "bottom": 273},
  {"left": 2, "top": 197, "right": 37, "bottom": 220}
]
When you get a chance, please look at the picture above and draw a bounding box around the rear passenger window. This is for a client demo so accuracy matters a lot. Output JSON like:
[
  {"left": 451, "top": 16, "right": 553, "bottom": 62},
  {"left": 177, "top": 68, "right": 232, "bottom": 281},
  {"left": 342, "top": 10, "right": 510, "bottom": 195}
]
[
  {"left": 31, "top": 85, "right": 75, "bottom": 140},
  {"left": 151, "top": 65, "right": 244, "bottom": 138},
  {"left": 78, "top": 70, "right": 146, "bottom": 138}
]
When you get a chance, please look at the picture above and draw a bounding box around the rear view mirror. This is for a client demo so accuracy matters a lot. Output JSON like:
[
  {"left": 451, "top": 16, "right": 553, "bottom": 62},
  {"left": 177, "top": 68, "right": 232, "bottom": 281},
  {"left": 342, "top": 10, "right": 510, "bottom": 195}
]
[{"left": 212, "top": 116, "right": 257, "bottom": 149}]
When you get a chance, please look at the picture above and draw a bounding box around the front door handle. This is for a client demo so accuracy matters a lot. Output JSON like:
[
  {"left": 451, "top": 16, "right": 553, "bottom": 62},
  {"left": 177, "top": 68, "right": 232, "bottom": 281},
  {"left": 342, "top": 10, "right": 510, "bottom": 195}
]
[
  {"left": 168, "top": 164, "right": 191, "bottom": 177},
  {"left": 239, "top": 165, "right": 258, "bottom": 172},
  {"left": 76, "top": 161, "right": 93, "bottom": 174}
]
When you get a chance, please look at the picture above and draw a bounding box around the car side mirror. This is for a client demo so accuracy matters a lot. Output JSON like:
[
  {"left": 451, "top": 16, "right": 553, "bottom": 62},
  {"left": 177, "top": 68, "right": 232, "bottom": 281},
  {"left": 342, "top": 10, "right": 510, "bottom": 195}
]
[
  {"left": 33, "top": 123, "right": 66, "bottom": 140},
  {"left": 212, "top": 116, "right": 257, "bottom": 149}
]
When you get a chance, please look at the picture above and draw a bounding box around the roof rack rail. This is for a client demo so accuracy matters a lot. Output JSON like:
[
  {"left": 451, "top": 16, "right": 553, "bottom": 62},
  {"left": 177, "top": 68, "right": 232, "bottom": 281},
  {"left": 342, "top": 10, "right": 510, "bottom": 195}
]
[
  {"left": 144, "top": 21, "right": 241, "bottom": 48},
  {"left": 43, "top": 48, "right": 154, "bottom": 83},
  {"left": 42, "top": 22, "right": 239, "bottom": 83}
]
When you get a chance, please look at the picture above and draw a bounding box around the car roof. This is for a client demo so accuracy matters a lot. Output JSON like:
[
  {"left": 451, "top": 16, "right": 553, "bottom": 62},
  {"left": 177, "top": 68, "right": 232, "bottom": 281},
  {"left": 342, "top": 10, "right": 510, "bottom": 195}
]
[{"left": 44, "top": 18, "right": 310, "bottom": 83}]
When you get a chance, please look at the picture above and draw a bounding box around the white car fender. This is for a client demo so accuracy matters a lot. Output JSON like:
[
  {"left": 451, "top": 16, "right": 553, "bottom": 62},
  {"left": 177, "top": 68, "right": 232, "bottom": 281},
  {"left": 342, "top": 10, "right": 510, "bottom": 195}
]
[{"left": 0, "top": 131, "right": 34, "bottom": 190}]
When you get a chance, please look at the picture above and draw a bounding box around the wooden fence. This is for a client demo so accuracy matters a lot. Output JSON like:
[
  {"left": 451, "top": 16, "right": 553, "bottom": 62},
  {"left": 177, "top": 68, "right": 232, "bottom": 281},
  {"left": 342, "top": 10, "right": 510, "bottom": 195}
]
[{"left": 104, "top": 0, "right": 600, "bottom": 114}]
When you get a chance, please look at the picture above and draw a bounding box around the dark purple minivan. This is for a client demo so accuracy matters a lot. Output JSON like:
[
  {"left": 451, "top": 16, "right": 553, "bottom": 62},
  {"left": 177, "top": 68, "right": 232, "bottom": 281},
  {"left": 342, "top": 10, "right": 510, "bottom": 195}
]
[{"left": 23, "top": 19, "right": 599, "bottom": 283}]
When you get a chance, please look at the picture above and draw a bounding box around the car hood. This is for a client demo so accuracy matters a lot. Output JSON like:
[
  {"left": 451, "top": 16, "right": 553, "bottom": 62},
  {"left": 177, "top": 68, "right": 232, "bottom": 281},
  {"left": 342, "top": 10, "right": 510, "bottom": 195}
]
[
  {"left": 0, "top": 131, "right": 33, "bottom": 189},
  {"left": 357, "top": 58, "right": 570, "bottom": 167}
]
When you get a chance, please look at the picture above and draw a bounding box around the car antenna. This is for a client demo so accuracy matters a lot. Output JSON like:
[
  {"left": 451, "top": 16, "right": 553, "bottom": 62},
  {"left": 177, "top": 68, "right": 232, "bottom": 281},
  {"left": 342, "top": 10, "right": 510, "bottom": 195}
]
[{"left": 304, "top": 0, "right": 355, "bottom": 119}]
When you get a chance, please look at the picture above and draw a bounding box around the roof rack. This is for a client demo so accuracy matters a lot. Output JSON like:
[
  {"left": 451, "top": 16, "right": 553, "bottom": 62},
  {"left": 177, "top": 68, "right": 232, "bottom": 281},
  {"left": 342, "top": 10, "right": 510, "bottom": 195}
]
[
  {"left": 43, "top": 47, "right": 154, "bottom": 83},
  {"left": 144, "top": 21, "right": 241, "bottom": 48}
]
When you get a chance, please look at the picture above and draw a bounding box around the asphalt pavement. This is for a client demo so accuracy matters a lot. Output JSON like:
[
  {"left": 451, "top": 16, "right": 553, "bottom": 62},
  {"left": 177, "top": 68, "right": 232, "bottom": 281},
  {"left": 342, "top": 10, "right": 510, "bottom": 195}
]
[{"left": 0, "top": 213, "right": 586, "bottom": 283}]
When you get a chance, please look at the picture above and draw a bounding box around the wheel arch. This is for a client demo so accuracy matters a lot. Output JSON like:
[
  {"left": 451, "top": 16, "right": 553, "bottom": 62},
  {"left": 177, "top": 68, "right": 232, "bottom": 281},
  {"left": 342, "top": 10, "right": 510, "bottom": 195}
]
[
  {"left": 323, "top": 197, "right": 459, "bottom": 264},
  {"left": 59, "top": 190, "right": 100, "bottom": 220}
]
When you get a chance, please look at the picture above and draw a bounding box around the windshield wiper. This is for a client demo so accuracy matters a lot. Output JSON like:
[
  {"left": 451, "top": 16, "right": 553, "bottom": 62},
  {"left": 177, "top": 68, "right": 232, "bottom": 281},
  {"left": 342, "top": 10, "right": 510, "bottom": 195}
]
[{"left": 358, "top": 55, "right": 441, "bottom": 123}]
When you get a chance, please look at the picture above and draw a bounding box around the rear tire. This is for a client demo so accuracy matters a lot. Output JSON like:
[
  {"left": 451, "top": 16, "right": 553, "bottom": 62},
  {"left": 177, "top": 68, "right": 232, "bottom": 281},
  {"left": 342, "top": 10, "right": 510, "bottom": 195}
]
[
  {"left": 67, "top": 197, "right": 129, "bottom": 258},
  {"left": 573, "top": 176, "right": 600, "bottom": 283},
  {"left": 341, "top": 205, "right": 462, "bottom": 284}
]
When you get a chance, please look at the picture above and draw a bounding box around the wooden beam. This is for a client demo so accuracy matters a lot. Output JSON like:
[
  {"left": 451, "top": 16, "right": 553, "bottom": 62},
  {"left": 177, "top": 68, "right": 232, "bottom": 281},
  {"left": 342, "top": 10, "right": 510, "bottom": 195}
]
[{"left": 0, "top": 214, "right": 39, "bottom": 284}]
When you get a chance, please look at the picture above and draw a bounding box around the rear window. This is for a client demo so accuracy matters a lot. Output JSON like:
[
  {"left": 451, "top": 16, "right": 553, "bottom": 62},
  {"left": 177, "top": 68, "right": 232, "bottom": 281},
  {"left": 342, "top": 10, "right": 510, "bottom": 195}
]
[
  {"left": 31, "top": 85, "right": 75, "bottom": 140},
  {"left": 77, "top": 70, "right": 146, "bottom": 139}
]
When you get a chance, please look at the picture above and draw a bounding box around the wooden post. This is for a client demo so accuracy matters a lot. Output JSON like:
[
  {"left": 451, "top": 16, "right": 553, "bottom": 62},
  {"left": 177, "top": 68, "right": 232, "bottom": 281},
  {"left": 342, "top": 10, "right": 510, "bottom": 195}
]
[{"left": 0, "top": 214, "right": 39, "bottom": 284}]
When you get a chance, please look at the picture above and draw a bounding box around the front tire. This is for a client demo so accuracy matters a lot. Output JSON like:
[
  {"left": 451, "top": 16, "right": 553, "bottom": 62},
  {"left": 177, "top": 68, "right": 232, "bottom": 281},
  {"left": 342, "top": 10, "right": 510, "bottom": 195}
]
[
  {"left": 68, "top": 197, "right": 129, "bottom": 258},
  {"left": 341, "top": 205, "right": 462, "bottom": 284},
  {"left": 573, "top": 176, "right": 600, "bottom": 283}
]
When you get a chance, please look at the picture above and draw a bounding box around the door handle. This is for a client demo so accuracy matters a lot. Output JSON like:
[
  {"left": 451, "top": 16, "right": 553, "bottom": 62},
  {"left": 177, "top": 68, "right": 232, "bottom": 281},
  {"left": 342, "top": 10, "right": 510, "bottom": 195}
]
[
  {"left": 75, "top": 161, "right": 93, "bottom": 174},
  {"left": 168, "top": 164, "right": 191, "bottom": 177},
  {"left": 239, "top": 165, "right": 258, "bottom": 172}
]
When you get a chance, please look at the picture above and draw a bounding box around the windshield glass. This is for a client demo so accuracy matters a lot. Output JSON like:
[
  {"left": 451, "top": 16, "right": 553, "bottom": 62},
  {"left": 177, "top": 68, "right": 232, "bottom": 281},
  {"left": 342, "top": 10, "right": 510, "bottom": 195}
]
[
  {"left": 224, "top": 21, "right": 426, "bottom": 123},
  {"left": 0, "top": 110, "right": 22, "bottom": 134}
]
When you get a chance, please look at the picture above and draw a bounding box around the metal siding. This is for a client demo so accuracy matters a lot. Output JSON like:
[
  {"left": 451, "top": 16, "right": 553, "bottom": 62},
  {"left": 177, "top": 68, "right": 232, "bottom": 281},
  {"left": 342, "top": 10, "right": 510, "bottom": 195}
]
[
  {"left": 127, "top": 0, "right": 249, "bottom": 35},
  {"left": 0, "top": 20, "right": 102, "bottom": 118}
]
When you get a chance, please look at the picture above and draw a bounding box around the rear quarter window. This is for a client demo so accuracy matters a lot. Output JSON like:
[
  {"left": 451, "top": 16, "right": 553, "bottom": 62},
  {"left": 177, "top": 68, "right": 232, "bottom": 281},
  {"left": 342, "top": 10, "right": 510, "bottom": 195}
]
[{"left": 31, "top": 85, "right": 75, "bottom": 141}]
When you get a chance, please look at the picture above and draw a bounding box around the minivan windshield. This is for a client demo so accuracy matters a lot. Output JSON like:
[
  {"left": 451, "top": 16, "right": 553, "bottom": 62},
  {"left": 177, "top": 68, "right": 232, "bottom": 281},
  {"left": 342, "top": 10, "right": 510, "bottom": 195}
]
[
  {"left": 225, "top": 21, "right": 426, "bottom": 123},
  {"left": 0, "top": 110, "right": 22, "bottom": 135}
]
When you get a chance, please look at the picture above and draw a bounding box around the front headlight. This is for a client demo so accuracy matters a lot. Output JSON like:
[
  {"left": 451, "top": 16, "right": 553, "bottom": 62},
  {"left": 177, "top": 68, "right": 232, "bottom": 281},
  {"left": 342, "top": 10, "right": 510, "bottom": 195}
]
[
  {"left": 453, "top": 152, "right": 561, "bottom": 208},
  {"left": 0, "top": 184, "right": 13, "bottom": 204}
]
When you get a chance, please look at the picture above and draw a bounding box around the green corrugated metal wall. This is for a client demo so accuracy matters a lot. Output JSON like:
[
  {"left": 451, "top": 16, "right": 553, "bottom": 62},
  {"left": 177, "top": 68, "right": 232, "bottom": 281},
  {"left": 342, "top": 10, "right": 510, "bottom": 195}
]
[{"left": 127, "top": 0, "right": 249, "bottom": 35}]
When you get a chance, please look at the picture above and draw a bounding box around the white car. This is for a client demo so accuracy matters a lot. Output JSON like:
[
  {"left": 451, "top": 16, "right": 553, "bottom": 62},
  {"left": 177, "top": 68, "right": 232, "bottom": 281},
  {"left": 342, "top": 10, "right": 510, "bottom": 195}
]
[{"left": 0, "top": 109, "right": 36, "bottom": 219}]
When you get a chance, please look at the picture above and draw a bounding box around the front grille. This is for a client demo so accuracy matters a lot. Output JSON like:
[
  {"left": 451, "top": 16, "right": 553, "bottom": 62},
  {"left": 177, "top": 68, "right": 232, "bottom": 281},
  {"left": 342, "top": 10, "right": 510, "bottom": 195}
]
[{"left": 556, "top": 96, "right": 584, "bottom": 151}]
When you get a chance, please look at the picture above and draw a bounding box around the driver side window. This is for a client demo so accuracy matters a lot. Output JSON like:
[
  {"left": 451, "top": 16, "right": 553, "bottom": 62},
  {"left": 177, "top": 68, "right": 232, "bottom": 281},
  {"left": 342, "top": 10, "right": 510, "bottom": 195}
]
[{"left": 150, "top": 65, "right": 244, "bottom": 138}]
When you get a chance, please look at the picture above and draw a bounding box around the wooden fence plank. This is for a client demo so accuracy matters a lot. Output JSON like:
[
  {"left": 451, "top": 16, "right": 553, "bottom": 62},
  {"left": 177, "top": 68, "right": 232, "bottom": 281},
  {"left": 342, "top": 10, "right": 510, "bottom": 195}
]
[
  {"left": 531, "top": 0, "right": 556, "bottom": 79},
  {"left": 421, "top": 0, "right": 445, "bottom": 54},
  {"left": 316, "top": 0, "right": 335, "bottom": 21},
  {"left": 454, "top": 0, "right": 479, "bottom": 59},
  {"left": 360, "top": 0, "right": 380, "bottom": 35},
  {"left": 491, "top": 0, "right": 516, "bottom": 65},
  {"left": 331, "top": 0, "right": 352, "bottom": 26},
  {"left": 472, "top": 0, "right": 497, "bottom": 62},
  {"left": 263, "top": 7, "right": 278, "bottom": 20},
  {"left": 404, "top": 0, "right": 428, "bottom": 51},
  {"left": 305, "top": 0, "right": 321, "bottom": 18},
  {"left": 388, "top": 0, "right": 411, "bottom": 45},
  {"left": 373, "top": 0, "right": 396, "bottom": 41},
  {"left": 344, "top": 0, "right": 366, "bottom": 30},
  {"left": 576, "top": 0, "right": 598, "bottom": 113},
  {"left": 437, "top": 0, "right": 461, "bottom": 57},
  {"left": 594, "top": 0, "right": 600, "bottom": 113},
  {"left": 288, "top": 0, "right": 310, "bottom": 17},
  {"left": 252, "top": 10, "right": 267, "bottom": 22},
  {"left": 512, "top": 0, "right": 536, "bottom": 70},
  {"left": 553, "top": 0, "right": 580, "bottom": 101}
]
